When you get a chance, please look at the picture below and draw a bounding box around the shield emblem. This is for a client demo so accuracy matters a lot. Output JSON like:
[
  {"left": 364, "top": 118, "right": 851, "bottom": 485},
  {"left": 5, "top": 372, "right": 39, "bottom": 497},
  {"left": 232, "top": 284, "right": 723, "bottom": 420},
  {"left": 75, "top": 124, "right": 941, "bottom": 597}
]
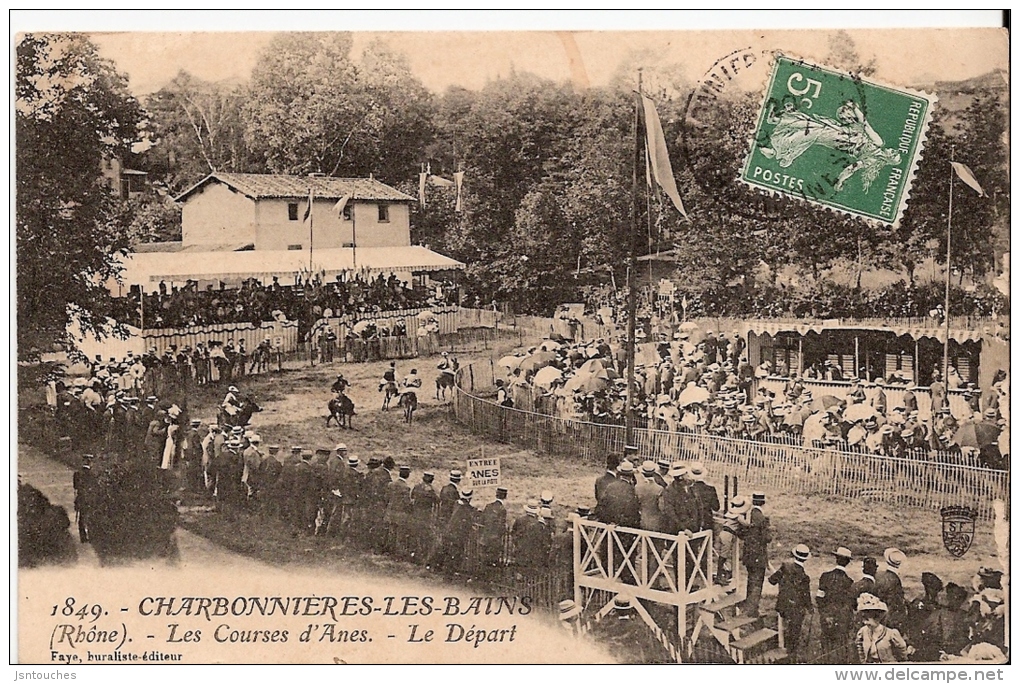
[{"left": 941, "top": 506, "right": 977, "bottom": 558}]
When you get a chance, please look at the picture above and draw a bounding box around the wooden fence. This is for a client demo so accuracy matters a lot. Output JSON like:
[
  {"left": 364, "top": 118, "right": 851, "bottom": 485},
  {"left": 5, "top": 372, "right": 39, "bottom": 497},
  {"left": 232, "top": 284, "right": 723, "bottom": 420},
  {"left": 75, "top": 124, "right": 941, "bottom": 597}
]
[
  {"left": 141, "top": 319, "right": 300, "bottom": 356},
  {"left": 453, "top": 365, "right": 1008, "bottom": 518}
]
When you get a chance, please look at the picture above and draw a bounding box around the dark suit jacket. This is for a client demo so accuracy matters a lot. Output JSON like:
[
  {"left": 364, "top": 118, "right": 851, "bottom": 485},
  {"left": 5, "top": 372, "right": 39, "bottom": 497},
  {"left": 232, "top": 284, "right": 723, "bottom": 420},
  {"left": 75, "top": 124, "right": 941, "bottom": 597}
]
[
  {"left": 769, "top": 560, "right": 813, "bottom": 618},
  {"left": 660, "top": 480, "right": 699, "bottom": 534},
  {"left": 874, "top": 569, "right": 907, "bottom": 617},
  {"left": 690, "top": 480, "right": 720, "bottom": 532},
  {"left": 594, "top": 471, "right": 617, "bottom": 502},
  {"left": 817, "top": 567, "right": 855, "bottom": 626},
  {"left": 734, "top": 507, "right": 770, "bottom": 569},
  {"left": 851, "top": 575, "right": 876, "bottom": 603},
  {"left": 593, "top": 478, "right": 640, "bottom": 528},
  {"left": 479, "top": 501, "right": 508, "bottom": 546}
]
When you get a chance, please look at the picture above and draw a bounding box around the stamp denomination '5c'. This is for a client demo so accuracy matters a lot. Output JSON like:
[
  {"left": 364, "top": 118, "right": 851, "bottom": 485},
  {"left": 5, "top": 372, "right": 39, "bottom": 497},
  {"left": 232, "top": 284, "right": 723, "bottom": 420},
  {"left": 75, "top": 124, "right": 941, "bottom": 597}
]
[{"left": 741, "top": 54, "right": 936, "bottom": 226}]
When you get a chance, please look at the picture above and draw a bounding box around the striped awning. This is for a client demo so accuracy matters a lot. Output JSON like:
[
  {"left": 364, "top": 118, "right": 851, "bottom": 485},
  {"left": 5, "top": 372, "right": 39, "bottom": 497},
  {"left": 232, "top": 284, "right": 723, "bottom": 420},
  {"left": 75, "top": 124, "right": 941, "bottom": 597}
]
[{"left": 740, "top": 320, "right": 985, "bottom": 345}]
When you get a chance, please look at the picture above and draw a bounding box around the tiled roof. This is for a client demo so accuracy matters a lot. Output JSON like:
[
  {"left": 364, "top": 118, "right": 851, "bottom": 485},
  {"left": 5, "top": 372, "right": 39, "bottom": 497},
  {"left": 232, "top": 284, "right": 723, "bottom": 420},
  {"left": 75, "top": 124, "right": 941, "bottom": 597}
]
[{"left": 175, "top": 173, "right": 416, "bottom": 203}]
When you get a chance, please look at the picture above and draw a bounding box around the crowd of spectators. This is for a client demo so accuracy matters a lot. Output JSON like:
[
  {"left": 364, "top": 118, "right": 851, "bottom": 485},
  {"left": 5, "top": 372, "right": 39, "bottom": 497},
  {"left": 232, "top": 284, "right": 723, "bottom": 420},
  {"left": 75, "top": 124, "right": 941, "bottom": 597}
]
[
  {"left": 495, "top": 329, "right": 1010, "bottom": 469},
  {"left": 110, "top": 273, "right": 458, "bottom": 335}
]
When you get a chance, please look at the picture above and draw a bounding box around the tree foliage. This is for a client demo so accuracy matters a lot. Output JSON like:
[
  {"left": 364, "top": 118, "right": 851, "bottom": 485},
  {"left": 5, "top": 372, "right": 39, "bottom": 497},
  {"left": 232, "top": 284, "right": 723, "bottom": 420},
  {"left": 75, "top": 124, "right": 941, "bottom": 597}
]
[
  {"left": 16, "top": 33, "right": 141, "bottom": 357},
  {"left": 46, "top": 31, "right": 1006, "bottom": 324},
  {"left": 242, "top": 33, "right": 433, "bottom": 183},
  {"left": 140, "top": 70, "right": 253, "bottom": 194}
]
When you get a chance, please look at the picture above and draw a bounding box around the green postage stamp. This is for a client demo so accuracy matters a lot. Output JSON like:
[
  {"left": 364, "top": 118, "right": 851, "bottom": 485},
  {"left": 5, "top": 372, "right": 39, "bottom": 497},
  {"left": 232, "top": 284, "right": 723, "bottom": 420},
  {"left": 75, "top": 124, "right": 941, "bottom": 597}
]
[{"left": 741, "top": 54, "right": 936, "bottom": 226}]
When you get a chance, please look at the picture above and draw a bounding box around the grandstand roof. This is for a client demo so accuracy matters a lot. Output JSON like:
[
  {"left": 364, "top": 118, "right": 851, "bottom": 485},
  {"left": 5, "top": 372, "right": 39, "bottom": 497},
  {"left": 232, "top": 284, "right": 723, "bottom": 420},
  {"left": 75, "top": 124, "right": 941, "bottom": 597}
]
[{"left": 113, "top": 246, "right": 464, "bottom": 291}]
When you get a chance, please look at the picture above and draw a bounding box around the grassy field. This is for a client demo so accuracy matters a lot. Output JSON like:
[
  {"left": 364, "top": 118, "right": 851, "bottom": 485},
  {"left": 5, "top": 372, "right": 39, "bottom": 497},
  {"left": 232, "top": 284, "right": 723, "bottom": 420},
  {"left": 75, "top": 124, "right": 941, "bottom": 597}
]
[{"left": 178, "top": 345, "right": 1006, "bottom": 604}]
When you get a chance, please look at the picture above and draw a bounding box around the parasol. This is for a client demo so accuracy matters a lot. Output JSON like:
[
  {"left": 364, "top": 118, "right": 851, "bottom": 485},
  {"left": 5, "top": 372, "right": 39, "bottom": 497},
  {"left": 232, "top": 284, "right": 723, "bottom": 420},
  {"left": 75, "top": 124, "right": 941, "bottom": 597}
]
[
  {"left": 416, "top": 310, "right": 436, "bottom": 321},
  {"left": 677, "top": 384, "right": 710, "bottom": 407},
  {"left": 564, "top": 373, "right": 610, "bottom": 394},
  {"left": 532, "top": 366, "right": 563, "bottom": 388},
  {"left": 679, "top": 321, "right": 700, "bottom": 332},
  {"left": 519, "top": 351, "right": 558, "bottom": 373},
  {"left": 539, "top": 339, "right": 562, "bottom": 352},
  {"left": 578, "top": 358, "right": 616, "bottom": 378},
  {"left": 352, "top": 321, "right": 372, "bottom": 335},
  {"left": 844, "top": 403, "right": 877, "bottom": 422},
  {"left": 497, "top": 355, "right": 525, "bottom": 371},
  {"left": 812, "top": 395, "right": 845, "bottom": 412}
]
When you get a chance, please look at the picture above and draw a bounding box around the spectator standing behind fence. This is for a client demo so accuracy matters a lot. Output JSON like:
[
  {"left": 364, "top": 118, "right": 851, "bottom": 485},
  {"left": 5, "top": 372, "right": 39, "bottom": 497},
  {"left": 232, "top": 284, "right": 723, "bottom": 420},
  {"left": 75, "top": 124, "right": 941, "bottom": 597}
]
[
  {"left": 817, "top": 547, "right": 856, "bottom": 661},
  {"left": 409, "top": 471, "right": 438, "bottom": 563},
  {"left": 478, "top": 487, "right": 508, "bottom": 568},
  {"left": 593, "top": 461, "right": 640, "bottom": 528},
  {"left": 769, "top": 544, "right": 814, "bottom": 662},
  {"left": 874, "top": 548, "right": 908, "bottom": 631},
  {"left": 727, "top": 492, "right": 771, "bottom": 618}
]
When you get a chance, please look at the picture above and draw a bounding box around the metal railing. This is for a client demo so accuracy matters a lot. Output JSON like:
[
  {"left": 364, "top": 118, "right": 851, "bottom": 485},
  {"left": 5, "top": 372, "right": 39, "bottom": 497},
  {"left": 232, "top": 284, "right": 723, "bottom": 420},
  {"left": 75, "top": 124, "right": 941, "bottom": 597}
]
[{"left": 452, "top": 365, "right": 1009, "bottom": 518}]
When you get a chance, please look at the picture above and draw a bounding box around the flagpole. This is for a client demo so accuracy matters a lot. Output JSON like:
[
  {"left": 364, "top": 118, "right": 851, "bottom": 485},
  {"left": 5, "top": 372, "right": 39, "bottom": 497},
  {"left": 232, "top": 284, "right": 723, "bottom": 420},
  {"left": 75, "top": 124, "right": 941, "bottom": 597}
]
[
  {"left": 309, "top": 186, "right": 314, "bottom": 272},
  {"left": 942, "top": 144, "right": 954, "bottom": 383},
  {"left": 624, "top": 70, "right": 642, "bottom": 448},
  {"left": 352, "top": 194, "right": 357, "bottom": 269}
]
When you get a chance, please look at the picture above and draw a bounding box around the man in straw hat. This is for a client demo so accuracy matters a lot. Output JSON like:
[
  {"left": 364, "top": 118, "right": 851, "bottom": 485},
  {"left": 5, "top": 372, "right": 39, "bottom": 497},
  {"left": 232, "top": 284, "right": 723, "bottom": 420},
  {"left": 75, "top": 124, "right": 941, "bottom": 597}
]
[
  {"left": 594, "top": 460, "right": 640, "bottom": 529},
  {"left": 874, "top": 548, "right": 908, "bottom": 630},
  {"left": 687, "top": 461, "right": 719, "bottom": 534},
  {"left": 727, "top": 492, "right": 771, "bottom": 617},
  {"left": 769, "top": 544, "right": 813, "bottom": 662},
  {"left": 628, "top": 461, "right": 658, "bottom": 526},
  {"left": 478, "top": 487, "right": 509, "bottom": 568},
  {"left": 817, "top": 547, "right": 855, "bottom": 660}
]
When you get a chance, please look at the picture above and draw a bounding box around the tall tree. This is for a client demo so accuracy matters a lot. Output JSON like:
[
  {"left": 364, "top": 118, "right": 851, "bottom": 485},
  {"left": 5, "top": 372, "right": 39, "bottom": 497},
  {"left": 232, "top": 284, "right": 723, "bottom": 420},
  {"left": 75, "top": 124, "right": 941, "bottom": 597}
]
[
  {"left": 16, "top": 33, "right": 141, "bottom": 358},
  {"left": 242, "top": 32, "right": 432, "bottom": 183},
  {"left": 141, "top": 71, "right": 254, "bottom": 194}
]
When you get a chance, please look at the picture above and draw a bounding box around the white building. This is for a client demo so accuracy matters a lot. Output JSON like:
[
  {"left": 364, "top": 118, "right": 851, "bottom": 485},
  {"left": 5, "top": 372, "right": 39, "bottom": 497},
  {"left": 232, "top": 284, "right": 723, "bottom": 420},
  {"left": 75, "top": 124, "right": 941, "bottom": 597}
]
[{"left": 114, "top": 173, "right": 463, "bottom": 291}]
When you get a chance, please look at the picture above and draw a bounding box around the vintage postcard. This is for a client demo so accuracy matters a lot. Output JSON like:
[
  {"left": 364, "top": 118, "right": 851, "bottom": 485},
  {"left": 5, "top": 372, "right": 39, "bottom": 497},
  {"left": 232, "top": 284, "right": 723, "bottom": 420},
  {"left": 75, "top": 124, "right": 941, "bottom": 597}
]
[{"left": 14, "top": 18, "right": 1010, "bottom": 669}]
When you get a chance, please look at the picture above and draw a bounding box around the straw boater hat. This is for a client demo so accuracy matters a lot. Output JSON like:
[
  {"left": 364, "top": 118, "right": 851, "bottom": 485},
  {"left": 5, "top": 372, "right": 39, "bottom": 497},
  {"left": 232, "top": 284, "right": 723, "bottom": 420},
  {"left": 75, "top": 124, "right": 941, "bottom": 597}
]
[
  {"left": 558, "top": 599, "right": 581, "bottom": 621},
  {"left": 884, "top": 548, "right": 906, "bottom": 569},
  {"left": 641, "top": 460, "right": 657, "bottom": 476},
  {"left": 688, "top": 462, "right": 706, "bottom": 481},
  {"left": 669, "top": 462, "right": 687, "bottom": 479},
  {"left": 834, "top": 547, "right": 853, "bottom": 561},
  {"left": 792, "top": 544, "right": 811, "bottom": 562},
  {"left": 729, "top": 495, "right": 750, "bottom": 515}
]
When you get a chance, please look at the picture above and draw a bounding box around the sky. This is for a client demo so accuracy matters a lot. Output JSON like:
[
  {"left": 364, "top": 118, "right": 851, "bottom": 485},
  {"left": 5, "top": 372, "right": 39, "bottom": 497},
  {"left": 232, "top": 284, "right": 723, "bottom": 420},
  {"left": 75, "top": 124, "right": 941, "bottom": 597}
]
[{"left": 12, "top": 11, "right": 1008, "bottom": 97}]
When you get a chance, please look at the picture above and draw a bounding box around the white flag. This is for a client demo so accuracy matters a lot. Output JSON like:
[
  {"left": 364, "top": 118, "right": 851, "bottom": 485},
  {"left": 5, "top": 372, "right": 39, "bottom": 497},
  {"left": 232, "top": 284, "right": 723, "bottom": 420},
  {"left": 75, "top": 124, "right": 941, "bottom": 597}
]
[
  {"left": 334, "top": 195, "right": 351, "bottom": 218},
  {"left": 951, "top": 162, "right": 986, "bottom": 196},
  {"left": 454, "top": 171, "right": 465, "bottom": 213}
]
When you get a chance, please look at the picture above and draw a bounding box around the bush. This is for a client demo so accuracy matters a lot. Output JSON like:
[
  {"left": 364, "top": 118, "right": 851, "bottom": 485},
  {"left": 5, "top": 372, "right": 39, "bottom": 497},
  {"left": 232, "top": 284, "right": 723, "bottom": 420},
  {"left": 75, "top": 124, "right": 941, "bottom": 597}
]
[
  {"left": 88, "top": 458, "right": 180, "bottom": 565},
  {"left": 18, "top": 482, "right": 77, "bottom": 567}
]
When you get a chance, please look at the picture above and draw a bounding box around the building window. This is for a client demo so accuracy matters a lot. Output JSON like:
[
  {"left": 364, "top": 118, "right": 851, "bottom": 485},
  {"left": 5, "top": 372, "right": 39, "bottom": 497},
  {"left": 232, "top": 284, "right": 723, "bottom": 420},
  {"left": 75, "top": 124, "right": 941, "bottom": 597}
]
[
  {"left": 287, "top": 244, "right": 303, "bottom": 251},
  {"left": 288, "top": 203, "right": 299, "bottom": 221},
  {"left": 342, "top": 204, "right": 352, "bottom": 221},
  {"left": 378, "top": 204, "right": 389, "bottom": 222}
]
